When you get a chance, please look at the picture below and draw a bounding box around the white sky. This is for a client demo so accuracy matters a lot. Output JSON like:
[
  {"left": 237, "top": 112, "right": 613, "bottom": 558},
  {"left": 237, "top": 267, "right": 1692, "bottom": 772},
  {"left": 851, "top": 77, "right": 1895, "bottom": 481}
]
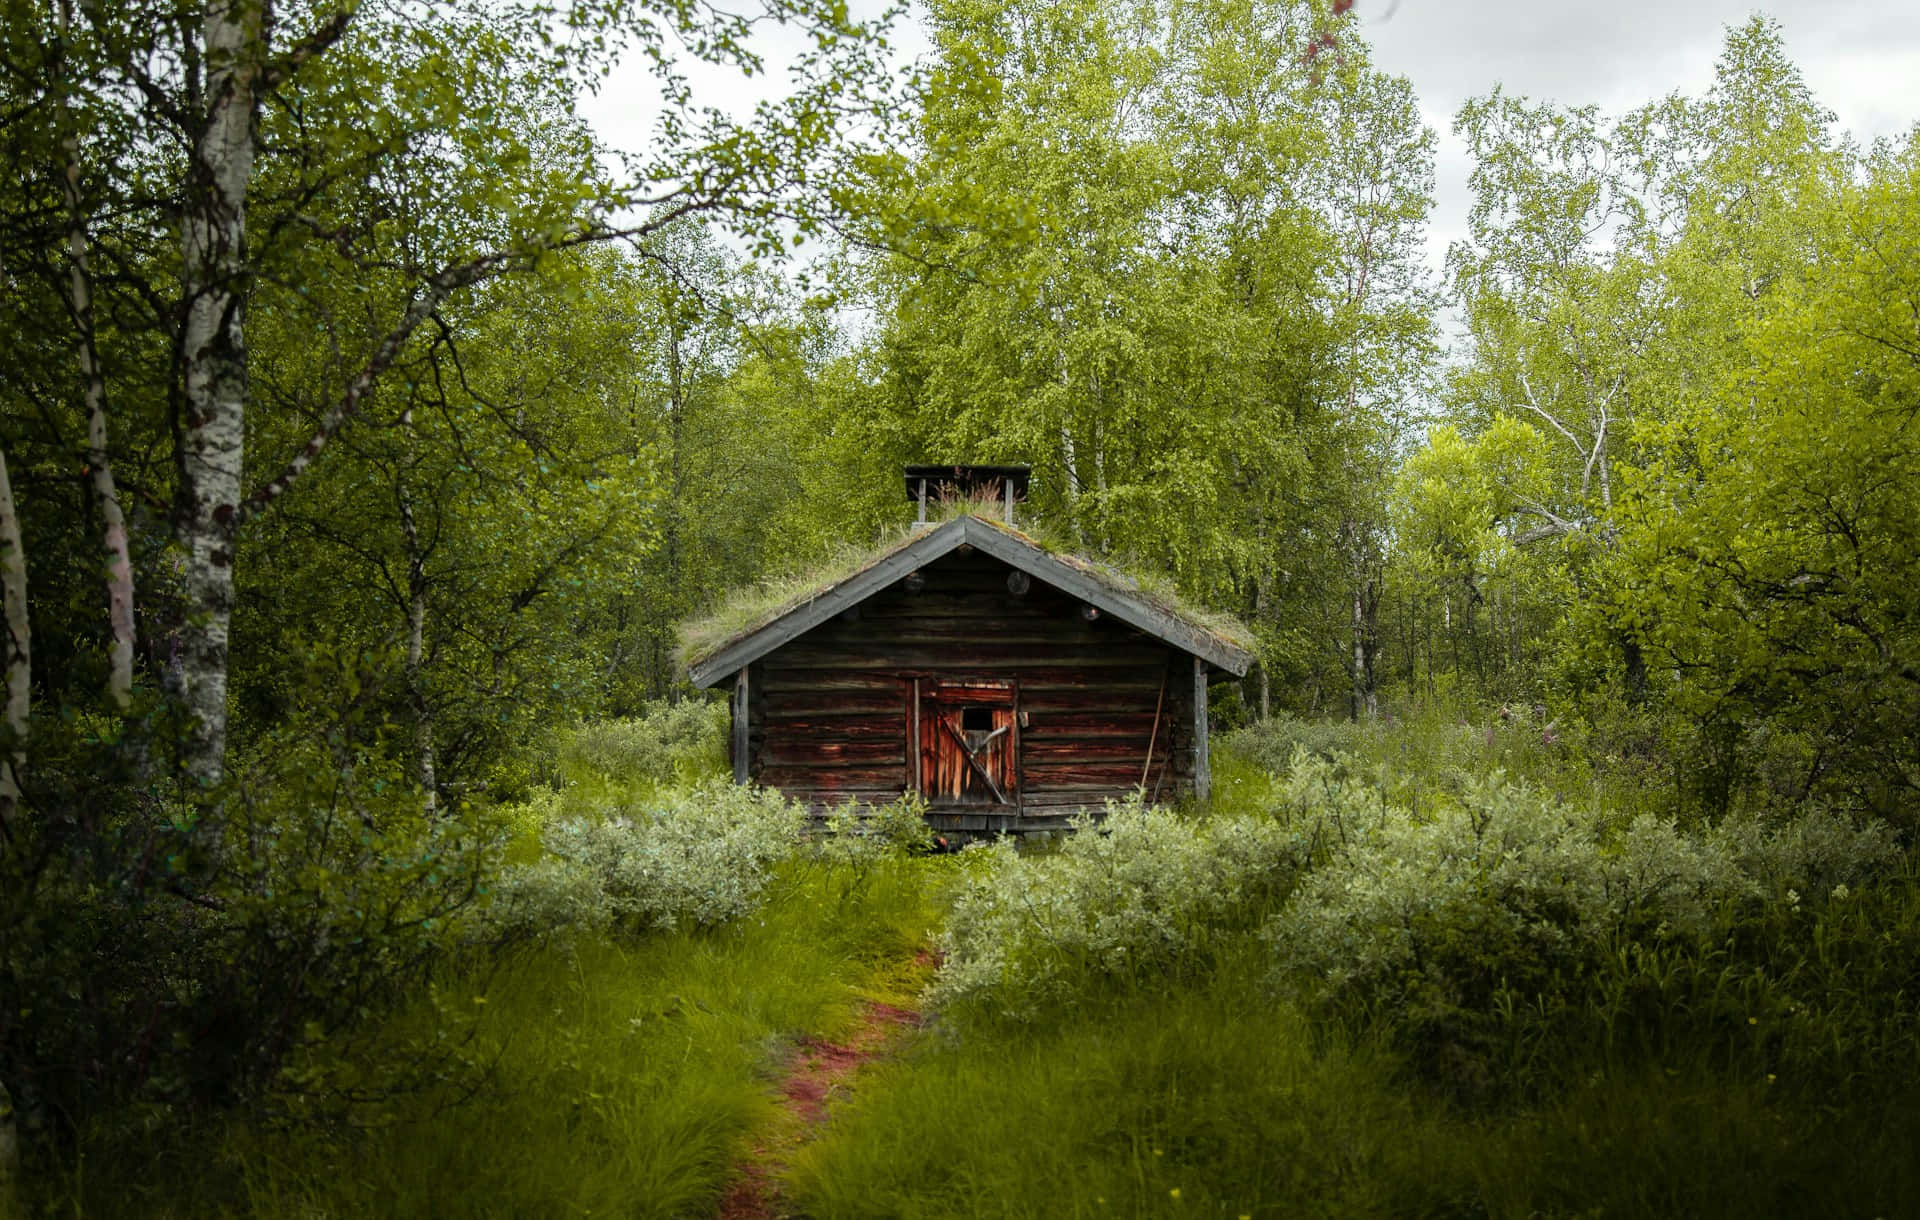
[
  {"left": 1359, "top": 0, "right": 1920, "bottom": 277},
  {"left": 578, "top": 1, "right": 1920, "bottom": 286}
]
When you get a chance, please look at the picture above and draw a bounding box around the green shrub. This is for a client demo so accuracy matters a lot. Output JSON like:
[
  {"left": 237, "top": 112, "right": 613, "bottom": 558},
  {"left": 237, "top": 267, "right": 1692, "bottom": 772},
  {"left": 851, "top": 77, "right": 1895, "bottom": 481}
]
[
  {"left": 1265, "top": 749, "right": 1901, "bottom": 1096},
  {"left": 553, "top": 698, "right": 728, "bottom": 792},
  {"left": 485, "top": 780, "right": 806, "bottom": 938},
  {"left": 819, "top": 792, "right": 937, "bottom": 862},
  {"left": 931, "top": 794, "right": 1304, "bottom": 1020}
]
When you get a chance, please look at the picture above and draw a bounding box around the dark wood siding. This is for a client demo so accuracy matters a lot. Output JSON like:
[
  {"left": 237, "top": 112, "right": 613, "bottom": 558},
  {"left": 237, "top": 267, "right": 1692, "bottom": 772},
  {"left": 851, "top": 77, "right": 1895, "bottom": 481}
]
[{"left": 742, "top": 548, "right": 1197, "bottom": 829}]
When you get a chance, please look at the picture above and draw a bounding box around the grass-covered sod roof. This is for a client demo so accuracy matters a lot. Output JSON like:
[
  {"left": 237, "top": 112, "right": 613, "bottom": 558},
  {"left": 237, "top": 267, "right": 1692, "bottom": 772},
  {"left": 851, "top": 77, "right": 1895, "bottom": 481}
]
[{"left": 676, "top": 510, "right": 1258, "bottom": 686}]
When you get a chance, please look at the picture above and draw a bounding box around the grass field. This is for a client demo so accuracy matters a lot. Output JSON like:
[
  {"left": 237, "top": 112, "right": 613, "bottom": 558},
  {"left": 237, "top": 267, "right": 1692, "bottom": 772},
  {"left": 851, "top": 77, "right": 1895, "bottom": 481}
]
[{"left": 35, "top": 708, "right": 1920, "bottom": 1219}]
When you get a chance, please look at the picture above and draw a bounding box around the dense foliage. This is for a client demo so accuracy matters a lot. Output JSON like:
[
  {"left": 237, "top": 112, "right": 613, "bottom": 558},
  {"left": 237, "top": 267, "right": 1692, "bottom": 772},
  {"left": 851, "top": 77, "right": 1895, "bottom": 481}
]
[{"left": 0, "top": 0, "right": 1916, "bottom": 1213}]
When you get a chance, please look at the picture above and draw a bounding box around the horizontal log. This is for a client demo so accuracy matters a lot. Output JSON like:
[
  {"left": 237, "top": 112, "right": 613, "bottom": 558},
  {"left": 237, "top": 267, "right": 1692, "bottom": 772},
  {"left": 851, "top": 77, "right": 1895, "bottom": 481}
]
[
  {"left": 1023, "top": 762, "right": 1169, "bottom": 787},
  {"left": 766, "top": 646, "right": 1171, "bottom": 671},
  {"left": 762, "top": 716, "right": 905, "bottom": 740},
  {"left": 765, "top": 691, "right": 904, "bottom": 717},
  {"left": 1022, "top": 712, "right": 1163, "bottom": 738},
  {"left": 842, "top": 598, "right": 1056, "bottom": 622},
  {"left": 761, "top": 740, "right": 906, "bottom": 767},
  {"left": 757, "top": 765, "right": 912, "bottom": 790},
  {"left": 1021, "top": 740, "right": 1163, "bottom": 762},
  {"left": 758, "top": 665, "right": 1170, "bottom": 693},
  {"left": 759, "top": 670, "right": 903, "bottom": 693}
]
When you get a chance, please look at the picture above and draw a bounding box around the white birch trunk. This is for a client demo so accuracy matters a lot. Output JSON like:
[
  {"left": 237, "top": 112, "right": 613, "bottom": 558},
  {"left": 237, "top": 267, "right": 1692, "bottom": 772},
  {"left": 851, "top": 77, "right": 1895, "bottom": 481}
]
[
  {"left": 174, "top": 0, "right": 262, "bottom": 789},
  {"left": 61, "top": 146, "right": 135, "bottom": 711},
  {"left": 398, "top": 481, "right": 436, "bottom": 817}
]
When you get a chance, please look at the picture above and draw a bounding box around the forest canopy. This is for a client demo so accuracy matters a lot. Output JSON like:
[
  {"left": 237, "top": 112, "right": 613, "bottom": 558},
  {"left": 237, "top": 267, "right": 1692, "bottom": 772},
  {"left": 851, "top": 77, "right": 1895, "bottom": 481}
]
[{"left": 1, "top": 0, "right": 1917, "bottom": 1206}]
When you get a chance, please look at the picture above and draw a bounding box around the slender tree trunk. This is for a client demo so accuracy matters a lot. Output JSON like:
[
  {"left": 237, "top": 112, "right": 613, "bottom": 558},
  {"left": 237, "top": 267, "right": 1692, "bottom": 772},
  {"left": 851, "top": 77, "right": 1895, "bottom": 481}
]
[
  {"left": 1345, "top": 522, "right": 1381, "bottom": 721},
  {"left": 398, "top": 479, "right": 436, "bottom": 817},
  {"left": 406, "top": 581, "right": 436, "bottom": 816},
  {"left": 662, "top": 313, "right": 685, "bottom": 697},
  {"left": 0, "top": 445, "right": 27, "bottom": 839},
  {"left": 64, "top": 149, "right": 135, "bottom": 712},
  {"left": 173, "top": 0, "right": 261, "bottom": 790},
  {"left": 56, "top": 0, "right": 134, "bottom": 711}
]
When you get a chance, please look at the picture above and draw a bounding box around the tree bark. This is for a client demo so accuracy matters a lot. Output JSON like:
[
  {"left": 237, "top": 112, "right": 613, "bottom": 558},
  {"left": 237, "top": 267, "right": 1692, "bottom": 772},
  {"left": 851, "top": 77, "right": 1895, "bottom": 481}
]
[
  {"left": 398, "top": 477, "right": 436, "bottom": 817},
  {"left": 173, "top": 0, "right": 262, "bottom": 790},
  {"left": 60, "top": 134, "right": 135, "bottom": 711},
  {"left": 0, "top": 445, "right": 27, "bottom": 840}
]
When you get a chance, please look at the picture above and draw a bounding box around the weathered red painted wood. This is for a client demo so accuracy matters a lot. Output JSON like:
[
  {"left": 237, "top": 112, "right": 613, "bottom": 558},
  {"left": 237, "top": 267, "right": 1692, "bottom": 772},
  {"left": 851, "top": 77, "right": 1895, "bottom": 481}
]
[
  {"left": 1023, "top": 712, "right": 1163, "bottom": 737},
  {"left": 743, "top": 545, "right": 1206, "bottom": 815},
  {"left": 765, "top": 691, "right": 904, "bottom": 717},
  {"left": 757, "top": 765, "right": 913, "bottom": 790},
  {"left": 759, "top": 670, "right": 903, "bottom": 693},
  {"left": 766, "top": 716, "right": 904, "bottom": 740},
  {"left": 761, "top": 740, "right": 906, "bottom": 767}
]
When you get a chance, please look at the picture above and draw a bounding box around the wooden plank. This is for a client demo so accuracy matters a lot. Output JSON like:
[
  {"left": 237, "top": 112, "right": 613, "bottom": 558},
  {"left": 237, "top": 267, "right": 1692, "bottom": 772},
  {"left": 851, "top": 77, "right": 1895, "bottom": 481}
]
[
  {"left": 1022, "top": 712, "right": 1164, "bottom": 738},
  {"left": 732, "top": 668, "right": 750, "bottom": 785},
  {"left": 1021, "top": 739, "right": 1167, "bottom": 763},
  {"left": 762, "top": 716, "right": 904, "bottom": 740},
  {"left": 761, "top": 645, "right": 1170, "bottom": 671},
  {"left": 1023, "top": 762, "right": 1164, "bottom": 786},
  {"left": 760, "top": 741, "right": 906, "bottom": 767},
  {"left": 757, "top": 765, "right": 912, "bottom": 790},
  {"left": 1194, "top": 655, "right": 1210, "bottom": 802},
  {"left": 764, "top": 691, "right": 903, "bottom": 717},
  {"left": 759, "top": 670, "right": 904, "bottom": 693}
]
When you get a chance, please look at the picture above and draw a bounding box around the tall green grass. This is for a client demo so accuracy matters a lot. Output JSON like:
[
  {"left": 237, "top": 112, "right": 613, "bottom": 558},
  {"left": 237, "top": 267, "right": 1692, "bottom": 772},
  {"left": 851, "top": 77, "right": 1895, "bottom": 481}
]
[
  {"left": 787, "top": 957, "right": 1464, "bottom": 1219},
  {"left": 789, "top": 906, "right": 1920, "bottom": 1220},
  {"left": 50, "top": 853, "right": 943, "bottom": 1218}
]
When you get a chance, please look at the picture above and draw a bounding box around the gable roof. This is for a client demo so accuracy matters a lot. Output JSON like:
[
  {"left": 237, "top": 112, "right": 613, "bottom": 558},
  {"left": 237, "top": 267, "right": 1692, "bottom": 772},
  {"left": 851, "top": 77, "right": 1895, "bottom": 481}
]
[{"left": 684, "top": 515, "right": 1256, "bottom": 688}]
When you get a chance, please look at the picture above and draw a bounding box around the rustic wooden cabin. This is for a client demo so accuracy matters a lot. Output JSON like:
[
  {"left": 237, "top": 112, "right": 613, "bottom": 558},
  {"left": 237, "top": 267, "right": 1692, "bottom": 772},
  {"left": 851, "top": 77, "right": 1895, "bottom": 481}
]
[{"left": 683, "top": 466, "right": 1255, "bottom": 835}]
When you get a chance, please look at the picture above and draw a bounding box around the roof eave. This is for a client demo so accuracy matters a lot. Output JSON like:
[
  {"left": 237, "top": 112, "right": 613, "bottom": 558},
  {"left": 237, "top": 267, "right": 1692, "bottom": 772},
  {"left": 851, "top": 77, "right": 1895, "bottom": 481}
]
[
  {"left": 686, "top": 515, "right": 1255, "bottom": 686},
  {"left": 686, "top": 519, "right": 970, "bottom": 688}
]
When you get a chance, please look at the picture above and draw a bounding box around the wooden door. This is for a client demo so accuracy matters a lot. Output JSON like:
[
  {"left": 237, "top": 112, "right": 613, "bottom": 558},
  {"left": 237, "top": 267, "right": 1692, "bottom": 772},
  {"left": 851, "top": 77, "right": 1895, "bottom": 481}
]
[{"left": 915, "top": 679, "right": 1019, "bottom": 806}]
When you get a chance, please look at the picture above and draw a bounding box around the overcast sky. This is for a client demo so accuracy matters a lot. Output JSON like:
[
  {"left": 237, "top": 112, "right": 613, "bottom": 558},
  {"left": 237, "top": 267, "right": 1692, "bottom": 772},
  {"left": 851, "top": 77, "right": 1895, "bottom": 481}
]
[
  {"left": 1359, "top": 0, "right": 1920, "bottom": 276},
  {"left": 578, "top": 1, "right": 1920, "bottom": 285}
]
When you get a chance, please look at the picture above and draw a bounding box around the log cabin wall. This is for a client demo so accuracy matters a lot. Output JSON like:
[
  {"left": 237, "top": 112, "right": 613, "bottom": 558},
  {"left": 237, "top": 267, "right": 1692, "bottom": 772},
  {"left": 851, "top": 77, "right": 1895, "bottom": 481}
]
[{"left": 742, "top": 547, "right": 1197, "bottom": 834}]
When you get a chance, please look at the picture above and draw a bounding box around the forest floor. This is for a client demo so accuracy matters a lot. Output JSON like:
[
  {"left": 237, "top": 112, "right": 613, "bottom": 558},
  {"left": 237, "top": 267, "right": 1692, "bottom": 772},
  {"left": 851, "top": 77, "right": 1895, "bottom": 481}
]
[{"left": 717, "top": 948, "right": 937, "bottom": 1219}]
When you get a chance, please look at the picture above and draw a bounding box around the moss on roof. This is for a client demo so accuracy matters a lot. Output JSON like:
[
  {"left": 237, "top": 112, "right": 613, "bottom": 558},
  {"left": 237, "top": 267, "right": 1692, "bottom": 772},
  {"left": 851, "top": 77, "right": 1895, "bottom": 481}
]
[{"left": 675, "top": 511, "right": 1259, "bottom": 676}]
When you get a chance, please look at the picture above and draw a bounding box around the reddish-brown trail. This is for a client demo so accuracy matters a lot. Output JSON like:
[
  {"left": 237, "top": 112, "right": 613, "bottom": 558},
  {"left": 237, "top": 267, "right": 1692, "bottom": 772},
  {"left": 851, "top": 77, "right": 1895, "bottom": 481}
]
[{"left": 716, "top": 955, "right": 935, "bottom": 1219}]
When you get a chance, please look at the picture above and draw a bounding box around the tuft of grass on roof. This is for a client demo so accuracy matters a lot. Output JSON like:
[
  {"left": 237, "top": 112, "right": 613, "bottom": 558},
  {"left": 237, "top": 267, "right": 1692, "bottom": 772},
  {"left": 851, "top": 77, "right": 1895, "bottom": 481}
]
[
  {"left": 676, "top": 505, "right": 1259, "bottom": 676},
  {"left": 970, "top": 516, "right": 1260, "bottom": 656},
  {"left": 674, "top": 500, "right": 988, "bottom": 674}
]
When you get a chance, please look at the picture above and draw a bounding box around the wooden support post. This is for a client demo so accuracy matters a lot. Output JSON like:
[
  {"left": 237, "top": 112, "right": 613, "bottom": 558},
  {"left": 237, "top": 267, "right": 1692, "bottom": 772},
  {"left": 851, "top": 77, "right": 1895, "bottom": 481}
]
[
  {"left": 732, "top": 667, "right": 750, "bottom": 785},
  {"left": 910, "top": 677, "right": 922, "bottom": 793},
  {"left": 1193, "top": 655, "right": 1210, "bottom": 802},
  {"left": 1004, "top": 478, "right": 1014, "bottom": 526}
]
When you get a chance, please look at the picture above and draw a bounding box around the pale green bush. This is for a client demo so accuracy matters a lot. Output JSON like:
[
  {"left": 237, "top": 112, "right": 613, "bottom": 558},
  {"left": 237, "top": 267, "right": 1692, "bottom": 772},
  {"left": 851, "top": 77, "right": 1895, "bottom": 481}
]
[
  {"left": 1269, "top": 753, "right": 1897, "bottom": 997},
  {"left": 1264, "top": 749, "right": 1900, "bottom": 1092},
  {"left": 557, "top": 700, "right": 727, "bottom": 790},
  {"left": 817, "top": 793, "right": 936, "bottom": 864},
  {"left": 931, "top": 795, "right": 1304, "bottom": 1019},
  {"left": 485, "top": 780, "right": 805, "bottom": 937}
]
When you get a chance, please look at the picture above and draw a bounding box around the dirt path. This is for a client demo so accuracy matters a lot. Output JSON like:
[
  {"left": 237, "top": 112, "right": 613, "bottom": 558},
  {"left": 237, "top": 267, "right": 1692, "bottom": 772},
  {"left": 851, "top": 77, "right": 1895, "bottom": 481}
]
[{"left": 717, "top": 956, "right": 934, "bottom": 1219}]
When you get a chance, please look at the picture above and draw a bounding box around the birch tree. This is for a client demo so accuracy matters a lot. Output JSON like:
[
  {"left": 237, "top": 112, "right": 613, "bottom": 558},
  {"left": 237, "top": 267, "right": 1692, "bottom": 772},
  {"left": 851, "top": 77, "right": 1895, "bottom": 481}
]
[{"left": 0, "top": 0, "right": 900, "bottom": 804}]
